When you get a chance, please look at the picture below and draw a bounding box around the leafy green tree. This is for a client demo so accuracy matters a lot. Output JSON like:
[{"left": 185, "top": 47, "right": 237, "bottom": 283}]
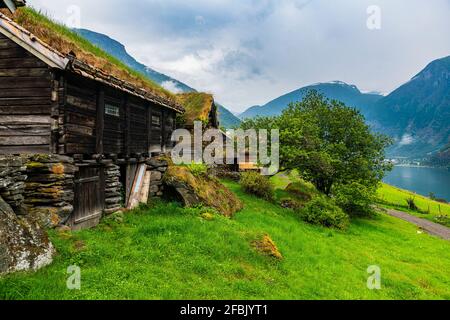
[{"left": 241, "top": 91, "right": 392, "bottom": 195}]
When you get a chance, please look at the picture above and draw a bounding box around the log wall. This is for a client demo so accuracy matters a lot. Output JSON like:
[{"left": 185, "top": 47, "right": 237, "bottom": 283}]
[{"left": 0, "top": 33, "right": 52, "bottom": 154}]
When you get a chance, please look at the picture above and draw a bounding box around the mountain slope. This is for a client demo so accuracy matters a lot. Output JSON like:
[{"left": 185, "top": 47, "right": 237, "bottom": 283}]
[
  {"left": 74, "top": 29, "right": 241, "bottom": 128},
  {"left": 370, "top": 56, "right": 450, "bottom": 158},
  {"left": 239, "top": 81, "right": 382, "bottom": 119}
]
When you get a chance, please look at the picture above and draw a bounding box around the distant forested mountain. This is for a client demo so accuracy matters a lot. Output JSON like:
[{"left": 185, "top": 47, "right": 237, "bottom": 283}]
[
  {"left": 239, "top": 81, "right": 383, "bottom": 119},
  {"left": 239, "top": 56, "right": 450, "bottom": 160},
  {"left": 369, "top": 56, "right": 450, "bottom": 158}
]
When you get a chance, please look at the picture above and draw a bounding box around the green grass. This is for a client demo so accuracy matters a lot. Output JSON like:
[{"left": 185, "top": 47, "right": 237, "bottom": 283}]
[
  {"left": 1, "top": 181, "right": 450, "bottom": 299},
  {"left": 377, "top": 183, "right": 450, "bottom": 226}
]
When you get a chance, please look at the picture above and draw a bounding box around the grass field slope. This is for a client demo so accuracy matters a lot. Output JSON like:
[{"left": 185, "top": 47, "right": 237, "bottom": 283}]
[
  {"left": 1, "top": 181, "right": 450, "bottom": 300},
  {"left": 378, "top": 183, "right": 450, "bottom": 227}
]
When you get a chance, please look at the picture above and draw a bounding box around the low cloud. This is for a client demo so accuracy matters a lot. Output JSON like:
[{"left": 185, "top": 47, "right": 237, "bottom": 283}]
[
  {"left": 398, "top": 134, "right": 415, "bottom": 146},
  {"left": 161, "top": 81, "right": 184, "bottom": 94}
]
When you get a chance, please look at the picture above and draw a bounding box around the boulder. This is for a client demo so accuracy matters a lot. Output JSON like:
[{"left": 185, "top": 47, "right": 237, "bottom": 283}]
[
  {"left": 0, "top": 196, "right": 54, "bottom": 275},
  {"left": 163, "top": 165, "right": 243, "bottom": 217}
]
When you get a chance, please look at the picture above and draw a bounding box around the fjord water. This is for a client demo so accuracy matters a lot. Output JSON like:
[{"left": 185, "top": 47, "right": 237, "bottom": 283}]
[{"left": 383, "top": 166, "right": 450, "bottom": 201}]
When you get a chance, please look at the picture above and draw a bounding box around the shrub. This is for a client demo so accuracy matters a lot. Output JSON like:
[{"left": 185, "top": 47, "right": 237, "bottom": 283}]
[
  {"left": 285, "top": 182, "right": 314, "bottom": 201},
  {"left": 279, "top": 197, "right": 304, "bottom": 210},
  {"left": 333, "top": 182, "right": 376, "bottom": 217},
  {"left": 183, "top": 162, "right": 208, "bottom": 177},
  {"left": 298, "top": 197, "right": 349, "bottom": 230},
  {"left": 240, "top": 171, "right": 275, "bottom": 201},
  {"left": 406, "top": 197, "right": 419, "bottom": 211}
]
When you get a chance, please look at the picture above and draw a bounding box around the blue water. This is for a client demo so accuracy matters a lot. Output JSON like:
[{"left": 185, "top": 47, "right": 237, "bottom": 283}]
[{"left": 383, "top": 166, "right": 450, "bottom": 201}]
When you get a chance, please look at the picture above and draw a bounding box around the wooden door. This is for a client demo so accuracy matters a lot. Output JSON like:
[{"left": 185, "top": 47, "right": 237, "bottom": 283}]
[{"left": 71, "top": 165, "right": 105, "bottom": 229}]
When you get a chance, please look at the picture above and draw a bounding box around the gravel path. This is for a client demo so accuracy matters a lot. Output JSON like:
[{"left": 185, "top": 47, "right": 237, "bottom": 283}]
[{"left": 385, "top": 208, "right": 450, "bottom": 240}]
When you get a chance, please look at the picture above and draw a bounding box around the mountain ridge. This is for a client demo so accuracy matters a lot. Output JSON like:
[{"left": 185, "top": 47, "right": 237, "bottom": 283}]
[
  {"left": 239, "top": 81, "right": 383, "bottom": 119},
  {"left": 239, "top": 56, "right": 450, "bottom": 159}
]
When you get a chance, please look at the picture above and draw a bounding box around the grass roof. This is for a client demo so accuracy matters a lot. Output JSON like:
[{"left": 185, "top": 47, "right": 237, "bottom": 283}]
[
  {"left": 0, "top": 7, "right": 177, "bottom": 105},
  {"left": 176, "top": 92, "right": 215, "bottom": 125}
]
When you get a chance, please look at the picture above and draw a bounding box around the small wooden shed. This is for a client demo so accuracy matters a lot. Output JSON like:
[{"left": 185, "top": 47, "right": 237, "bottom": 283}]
[{"left": 0, "top": 8, "right": 184, "bottom": 228}]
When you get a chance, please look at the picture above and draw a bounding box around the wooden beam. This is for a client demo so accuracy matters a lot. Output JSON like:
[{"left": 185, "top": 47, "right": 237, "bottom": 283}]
[
  {"left": 50, "top": 72, "right": 59, "bottom": 154},
  {"left": 123, "top": 94, "right": 130, "bottom": 156},
  {"left": 147, "top": 103, "right": 151, "bottom": 154},
  {"left": 161, "top": 109, "right": 166, "bottom": 153},
  {"left": 96, "top": 87, "right": 105, "bottom": 154},
  {"left": 0, "top": 14, "right": 69, "bottom": 69},
  {"left": 3, "top": 0, "right": 17, "bottom": 13}
]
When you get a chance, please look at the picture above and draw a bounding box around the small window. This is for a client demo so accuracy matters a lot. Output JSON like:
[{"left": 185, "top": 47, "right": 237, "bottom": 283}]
[
  {"left": 152, "top": 115, "right": 161, "bottom": 126},
  {"left": 105, "top": 104, "right": 120, "bottom": 117}
]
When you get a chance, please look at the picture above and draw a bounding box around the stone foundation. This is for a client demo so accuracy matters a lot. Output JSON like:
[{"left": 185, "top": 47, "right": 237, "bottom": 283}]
[
  {"left": 0, "top": 156, "right": 55, "bottom": 275},
  {"left": 24, "top": 154, "right": 77, "bottom": 228},
  {"left": 104, "top": 161, "right": 122, "bottom": 214},
  {"left": 146, "top": 157, "right": 168, "bottom": 199},
  {"left": 0, "top": 155, "right": 27, "bottom": 214}
]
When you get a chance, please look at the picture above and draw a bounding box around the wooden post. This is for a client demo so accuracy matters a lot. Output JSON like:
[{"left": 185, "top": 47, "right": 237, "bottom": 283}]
[
  {"left": 123, "top": 94, "right": 130, "bottom": 157},
  {"left": 161, "top": 109, "right": 166, "bottom": 153},
  {"left": 147, "top": 103, "right": 151, "bottom": 154},
  {"left": 50, "top": 72, "right": 60, "bottom": 154},
  {"left": 96, "top": 87, "right": 105, "bottom": 155}
]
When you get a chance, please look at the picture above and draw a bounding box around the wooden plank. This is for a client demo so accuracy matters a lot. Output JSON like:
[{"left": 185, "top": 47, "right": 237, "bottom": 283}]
[
  {"left": 0, "top": 87, "right": 52, "bottom": 98},
  {"left": 65, "top": 143, "right": 95, "bottom": 154},
  {"left": 0, "top": 46, "right": 29, "bottom": 58},
  {"left": 76, "top": 176, "right": 100, "bottom": 184},
  {"left": 0, "top": 97, "right": 52, "bottom": 106},
  {"left": 124, "top": 95, "right": 130, "bottom": 156},
  {"left": 62, "top": 134, "right": 95, "bottom": 145},
  {"left": 0, "top": 57, "right": 47, "bottom": 68},
  {"left": 0, "top": 115, "right": 50, "bottom": 125},
  {"left": 147, "top": 106, "right": 151, "bottom": 153},
  {"left": 125, "top": 163, "right": 137, "bottom": 205},
  {"left": 0, "top": 72, "right": 34, "bottom": 85},
  {"left": 0, "top": 68, "right": 49, "bottom": 77},
  {"left": 66, "top": 95, "right": 96, "bottom": 111},
  {"left": 0, "top": 77, "right": 51, "bottom": 89},
  {"left": 0, "top": 124, "right": 50, "bottom": 136},
  {"left": 65, "top": 111, "right": 96, "bottom": 127},
  {"left": 0, "top": 106, "right": 51, "bottom": 115},
  {"left": 127, "top": 164, "right": 147, "bottom": 209},
  {"left": 0, "top": 145, "right": 49, "bottom": 153},
  {"left": 96, "top": 88, "right": 105, "bottom": 154},
  {"left": 139, "top": 170, "right": 151, "bottom": 204},
  {"left": 64, "top": 123, "right": 94, "bottom": 136},
  {"left": 0, "top": 135, "right": 50, "bottom": 145}
]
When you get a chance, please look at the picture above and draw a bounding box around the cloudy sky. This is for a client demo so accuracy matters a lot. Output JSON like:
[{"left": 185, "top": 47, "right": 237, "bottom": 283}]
[{"left": 27, "top": 0, "right": 450, "bottom": 113}]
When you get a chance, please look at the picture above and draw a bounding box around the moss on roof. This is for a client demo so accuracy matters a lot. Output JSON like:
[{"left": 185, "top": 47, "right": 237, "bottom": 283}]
[
  {"left": 175, "top": 92, "right": 214, "bottom": 125},
  {"left": 1, "top": 7, "right": 177, "bottom": 105}
]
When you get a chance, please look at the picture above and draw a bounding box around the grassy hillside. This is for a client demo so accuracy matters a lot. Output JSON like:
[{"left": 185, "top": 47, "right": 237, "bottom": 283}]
[
  {"left": 377, "top": 183, "right": 450, "bottom": 226},
  {"left": 1, "top": 181, "right": 450, "bottom": 299}
]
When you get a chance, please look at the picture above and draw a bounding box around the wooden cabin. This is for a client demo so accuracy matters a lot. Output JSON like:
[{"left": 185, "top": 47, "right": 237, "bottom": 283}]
[{"left": 0, "top": 8, "right": 184, "bottom": 229}]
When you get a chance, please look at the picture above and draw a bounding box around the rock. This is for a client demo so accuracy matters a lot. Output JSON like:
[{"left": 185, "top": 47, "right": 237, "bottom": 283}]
[
  {"left": 105, "top": 197, "right": 122, "bottom": 205},
  {"left": 104, "top": 207, "right": 122, "bottom": 215},
  {"left": 146, "top": 158, "right": 168, "bottom": 168},
  {"left": 150, "top": 170, "right": 162, "bottom": 181},
  {"left": 163, "top": 165, "right": 243, "bottom": 217},
  {"left": 28, "top": 154, "right": 74, "bottom": 164},
  {"left": 149, "top": 185, "right": 159, "bottom": 194},
  {"left": 0, "top": 196, "right": 54, "bottom": 275},
  {"left": 252, "top": 234, "right": 283, "bottom": 260}
]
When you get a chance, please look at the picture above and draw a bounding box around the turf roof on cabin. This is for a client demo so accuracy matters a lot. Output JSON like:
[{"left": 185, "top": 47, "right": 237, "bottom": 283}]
[
  {"left": 0, "top": 7, "right": 184, "bottom": 112},
  {"left": 175, "top": 92, "right": 215, "bottom": 126}
]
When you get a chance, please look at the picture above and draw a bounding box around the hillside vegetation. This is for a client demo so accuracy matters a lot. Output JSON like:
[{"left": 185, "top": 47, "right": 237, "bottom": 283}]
[
  {"left": 377, "top": 183, "right": 450, "bottom": 226},
  {"left": 1, "top": 180, "right": 450, "bottom": 300}
]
